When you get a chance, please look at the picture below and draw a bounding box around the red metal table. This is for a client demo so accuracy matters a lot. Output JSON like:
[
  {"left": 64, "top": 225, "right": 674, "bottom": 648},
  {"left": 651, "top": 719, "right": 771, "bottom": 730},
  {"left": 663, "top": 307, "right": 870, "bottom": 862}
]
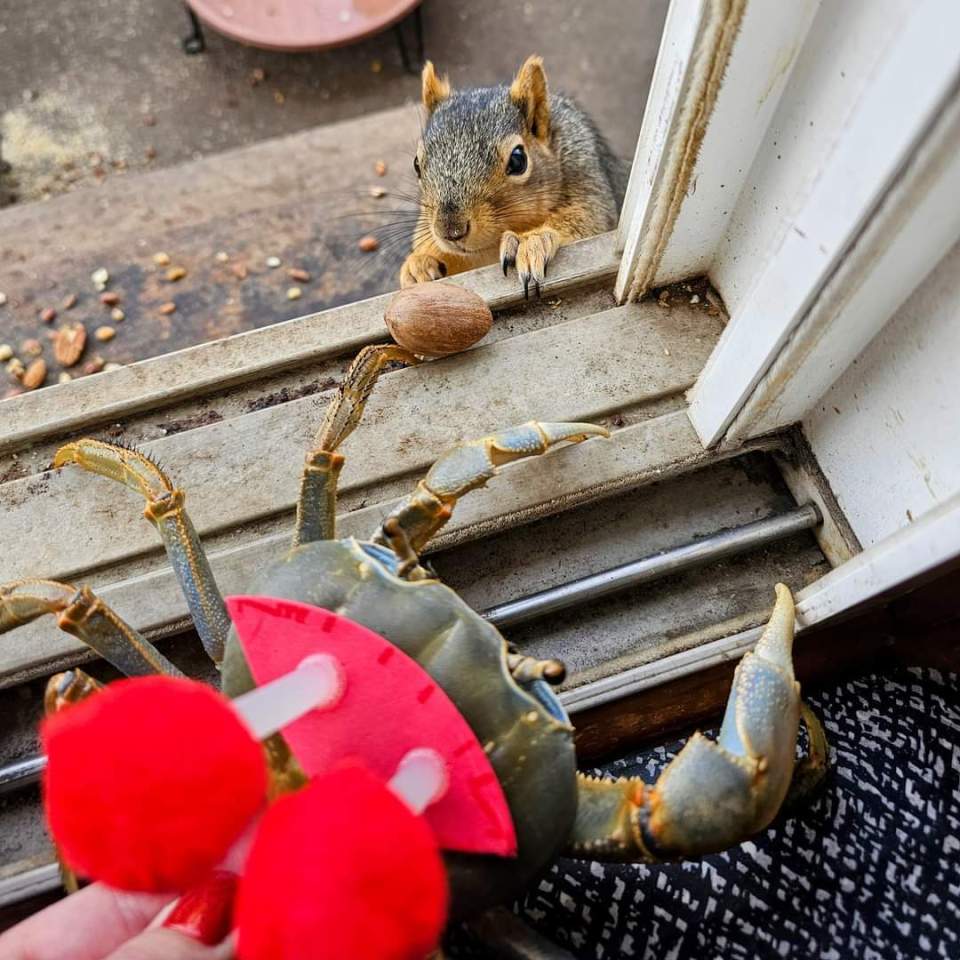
[{"left": 183, "top": 0, "right": 423, "bottom": 69}]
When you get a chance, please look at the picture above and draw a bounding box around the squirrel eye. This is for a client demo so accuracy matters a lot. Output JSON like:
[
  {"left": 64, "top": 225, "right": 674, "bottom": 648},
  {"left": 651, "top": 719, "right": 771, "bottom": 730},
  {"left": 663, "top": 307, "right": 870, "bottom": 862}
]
[
  {"left": 506, "top": 145, "right": 527, "bottom": 176},
  {"left": 413, "top": 156, "right": 421, "bottom": 178}
]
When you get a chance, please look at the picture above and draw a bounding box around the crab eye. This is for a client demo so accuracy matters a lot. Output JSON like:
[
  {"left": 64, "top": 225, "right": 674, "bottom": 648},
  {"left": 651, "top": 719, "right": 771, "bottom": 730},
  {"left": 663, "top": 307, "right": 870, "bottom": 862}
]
[
  {"left": 414, "top": 155, "right": 421, "bottom": 178},
  {"left": 506, "top": 145, "right": 527, "bottom": 176}
]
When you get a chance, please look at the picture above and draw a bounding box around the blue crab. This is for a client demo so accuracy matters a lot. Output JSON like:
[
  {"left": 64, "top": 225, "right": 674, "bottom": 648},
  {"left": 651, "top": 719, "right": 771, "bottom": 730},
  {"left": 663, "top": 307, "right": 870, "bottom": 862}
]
[{"left": 0, "top": 345, "right": 826, "bottom": 943}]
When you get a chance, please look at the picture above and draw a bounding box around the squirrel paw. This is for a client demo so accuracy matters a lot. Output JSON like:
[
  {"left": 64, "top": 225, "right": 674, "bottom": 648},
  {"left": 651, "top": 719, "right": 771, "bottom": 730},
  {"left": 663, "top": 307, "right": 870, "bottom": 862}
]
[
  {"left": 499, "top": 228, "right": 562, "bottom": 298},
  {"left": 400, "top": 252, "right": 448, "bottom": 287}
]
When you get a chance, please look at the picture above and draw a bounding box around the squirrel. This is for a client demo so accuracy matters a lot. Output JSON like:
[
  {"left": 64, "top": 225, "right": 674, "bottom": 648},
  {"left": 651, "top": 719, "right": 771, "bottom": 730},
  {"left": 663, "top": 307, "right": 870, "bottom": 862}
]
[{"left": 400, "top": 56, "right": 626, "bottom": 296}]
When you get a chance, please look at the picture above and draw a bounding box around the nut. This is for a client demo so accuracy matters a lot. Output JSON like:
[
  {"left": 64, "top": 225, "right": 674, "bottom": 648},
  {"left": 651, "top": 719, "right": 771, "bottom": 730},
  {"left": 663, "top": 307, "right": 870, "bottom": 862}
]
[
  {"left": 384, "top": 284, "right": 493, "bottom": 358},
  {"left": 369, "top": 186, "right": 386, "bottom": 198},
  {"left": 111, "top": 307, "right": 125, "bottom": 322},
  {"left": 22, "top": 358, "right": 47, "bottom": 390},
  {"left": 100, "top": 291, "right": 120, "bottom": 306},
  {"left": 6, "top": 357, "right": 25, "bottom": 380},
  {"left": 21, "top": 339, "right": 43, "bottom": 357},
  {"left": 40, "top": 307, "right": 57, "bottom": 324},
  {"left": 153, "top": 252, "right": 171, "bottom": 266},
  {"left": 83, "top": 356, "right": 105, "bottom": 375},
  {"left": 215, "top": 251, "right": 229, "bottom": 263},
  {"left": 159, "top": 301, "right": 177, "bottom": 315},
  {"left": 286, "top": 287, "right": 302, "bottom": 301},
  {"left": 230, "top": 263, "right": 248, "bottom": 280},
  {"left": 287, "top": 268, "right": 311, "bottom": 283},
  {"left": 62, "top": 293, "right": 78, "bottom": 310},
  {"left": 58, "top": 372, "right": 73, "bottom": 384},
  {"left": 358, "top": 235, "right": 379, "bottom": 252},
  {"left": 266, "top": 256, "right": 281, "bottom": 268},
  {"left": 0, "top": 344, "right": 12, "bottom": 362},
  {"left": 54, "top": 322, "right": 87, "bottom": 367},
  {"left": 374, "top": 160, "right": 387, "bottom": 176},
  {"left": 104, "top": 362, "right": 123, "bottom": 372},
  {"left": 0, "top": 292, "right": 7, "bottom": 306},
  {"left": 91, "top": 267, "right": 109, "bottom": 290},
  {"left": 166, "top": 266, "right": 187, "bottom": 282},
  {"left": 95, "top": 325, "right": 116, "bottom": 342}
]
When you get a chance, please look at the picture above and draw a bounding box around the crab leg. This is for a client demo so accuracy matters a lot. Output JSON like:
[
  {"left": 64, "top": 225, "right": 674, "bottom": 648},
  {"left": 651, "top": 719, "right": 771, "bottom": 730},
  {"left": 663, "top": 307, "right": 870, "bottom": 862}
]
[
  {"left": 43, "top": 667, "right": 104, "bottom": 894},
  {"left": 295, "top": 344, "right": 419, "bottom": 545},
  {"left": 371, "top": 421, "right": 609, "bottom": 552},
  {"left": 567, "top": 585, "right": 826, "bottom": 862},
  {"left": 53, "top": 440, "right": 228, "bottom": 665},
  {"left": 0, "top": 579, "right": 182, "bottom": 678}
]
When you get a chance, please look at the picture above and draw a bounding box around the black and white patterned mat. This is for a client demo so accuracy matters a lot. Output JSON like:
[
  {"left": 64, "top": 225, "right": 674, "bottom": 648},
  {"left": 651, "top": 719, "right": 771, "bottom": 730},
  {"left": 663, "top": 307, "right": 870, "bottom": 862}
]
[{"left": 456, "top": 667, "right": 960, "bottom": 959}]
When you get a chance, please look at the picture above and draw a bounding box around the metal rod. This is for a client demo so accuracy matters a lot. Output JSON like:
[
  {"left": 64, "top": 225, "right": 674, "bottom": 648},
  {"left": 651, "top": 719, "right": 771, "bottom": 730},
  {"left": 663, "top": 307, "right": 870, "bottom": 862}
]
[
  {"left": 0, "top": 504, "right": 819, "bottom": 799},
  {"left": 0, "top": 755, "right": 45, "bottom": 795},
  {"left": 483, "top": 503, "right": 820, "bottom": 630}
]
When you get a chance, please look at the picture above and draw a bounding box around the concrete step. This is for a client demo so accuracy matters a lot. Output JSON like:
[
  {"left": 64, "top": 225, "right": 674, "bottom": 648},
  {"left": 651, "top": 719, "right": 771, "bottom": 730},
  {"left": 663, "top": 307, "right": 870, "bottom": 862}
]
[{"left": 0, "top": 104, "right": 424, "bottom": 390}]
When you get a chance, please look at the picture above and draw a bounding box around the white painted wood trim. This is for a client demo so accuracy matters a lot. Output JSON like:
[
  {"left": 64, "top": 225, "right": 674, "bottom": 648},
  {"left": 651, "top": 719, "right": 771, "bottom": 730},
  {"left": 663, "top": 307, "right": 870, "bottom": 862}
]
[
  {"left": 796, "top": 493, "right": 960, "bottom": 626},
  {"left": 614, "top": 0, "right": 712, "bottom": 300},
  {"left": 615, "top": 0, "right": 819, "bottom": 302},
  {"left": 724, "top": 65, "right": 960, "bottom": 444},
  {"left": 652, "top": 0, "right": 821, "bottom": 285},
  {"left": 687, "top": 0, "right": 960, "bottom": 447}
]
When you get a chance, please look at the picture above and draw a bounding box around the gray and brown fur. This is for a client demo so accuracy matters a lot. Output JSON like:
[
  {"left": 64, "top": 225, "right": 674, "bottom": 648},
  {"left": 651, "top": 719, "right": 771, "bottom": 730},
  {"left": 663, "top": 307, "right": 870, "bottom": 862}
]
[{"left": 401, "top": 56, "right": 626, "bottom": 294}]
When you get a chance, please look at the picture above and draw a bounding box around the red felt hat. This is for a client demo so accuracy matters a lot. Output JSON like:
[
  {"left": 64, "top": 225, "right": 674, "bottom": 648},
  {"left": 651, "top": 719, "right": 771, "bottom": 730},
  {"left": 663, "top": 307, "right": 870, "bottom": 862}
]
[
  {"left": 42, "top": 675, "right": 267, "bottom": 892},
  {"left": 236, "top": 763, "right": 448, "bottom": 960}
]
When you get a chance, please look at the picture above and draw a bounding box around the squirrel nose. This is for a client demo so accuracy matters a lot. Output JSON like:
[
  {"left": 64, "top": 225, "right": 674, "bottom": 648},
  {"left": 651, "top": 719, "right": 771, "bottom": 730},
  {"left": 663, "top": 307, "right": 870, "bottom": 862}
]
[{"left": 442, "top": 221, "right": 470, "bottom": 242}]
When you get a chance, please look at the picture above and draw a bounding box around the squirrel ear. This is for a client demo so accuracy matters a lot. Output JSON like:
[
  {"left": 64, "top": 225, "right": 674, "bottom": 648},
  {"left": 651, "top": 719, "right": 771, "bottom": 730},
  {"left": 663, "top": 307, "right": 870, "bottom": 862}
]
[
  {"left": 510, "top": 55, "right": 550, "bottom": 141},
  {"left": 422, "top": 61, "right": 451, "bottom": 114}
]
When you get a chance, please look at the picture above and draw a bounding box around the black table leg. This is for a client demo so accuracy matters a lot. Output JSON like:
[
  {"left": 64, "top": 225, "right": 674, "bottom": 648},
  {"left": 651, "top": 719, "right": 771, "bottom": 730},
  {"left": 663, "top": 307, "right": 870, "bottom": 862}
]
[{"left": 182, "top": 5, "right": 206, "bottom": 55}]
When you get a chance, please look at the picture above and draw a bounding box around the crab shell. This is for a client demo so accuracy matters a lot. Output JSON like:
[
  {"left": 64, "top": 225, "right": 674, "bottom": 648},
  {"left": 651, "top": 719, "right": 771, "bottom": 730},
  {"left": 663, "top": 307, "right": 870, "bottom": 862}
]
[{"left": 221, "top": 537, "right": 578, "bottom": 918}]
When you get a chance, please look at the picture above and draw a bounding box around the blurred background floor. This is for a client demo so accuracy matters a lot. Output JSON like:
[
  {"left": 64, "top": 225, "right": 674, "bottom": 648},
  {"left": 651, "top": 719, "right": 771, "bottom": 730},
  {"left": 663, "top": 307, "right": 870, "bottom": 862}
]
[
  {"left": 0, "top": 0, "right": 667, "bottom": 204},
  {"left": 0, "top": 0, "right": 667, "bottom": 393}
]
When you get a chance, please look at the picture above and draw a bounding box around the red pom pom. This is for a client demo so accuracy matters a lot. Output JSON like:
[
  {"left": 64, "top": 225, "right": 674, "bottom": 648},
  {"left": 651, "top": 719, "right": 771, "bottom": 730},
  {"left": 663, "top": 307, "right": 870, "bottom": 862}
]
[
  {"left": 42, "top": 676, "right": 267, "bottom": 893},
  {"left": 236, "top": 764, "right": 448, "bottom": 960}
]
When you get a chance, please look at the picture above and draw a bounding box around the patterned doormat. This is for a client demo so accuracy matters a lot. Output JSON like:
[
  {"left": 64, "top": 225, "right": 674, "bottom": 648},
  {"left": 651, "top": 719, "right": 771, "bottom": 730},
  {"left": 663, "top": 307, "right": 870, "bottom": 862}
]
[{"left": 452, "top": 667, "right": 960, "bottom": 959}]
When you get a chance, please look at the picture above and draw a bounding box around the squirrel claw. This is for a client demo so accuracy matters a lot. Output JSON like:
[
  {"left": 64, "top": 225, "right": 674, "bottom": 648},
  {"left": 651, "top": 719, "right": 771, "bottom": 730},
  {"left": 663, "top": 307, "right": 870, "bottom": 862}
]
[{"left": 502, "top": 228, "right": 558, "bottom": 298}]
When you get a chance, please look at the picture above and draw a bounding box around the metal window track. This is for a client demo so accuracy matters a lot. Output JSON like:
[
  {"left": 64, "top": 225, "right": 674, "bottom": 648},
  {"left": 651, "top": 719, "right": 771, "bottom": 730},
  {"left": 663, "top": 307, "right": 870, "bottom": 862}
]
[{"left": 0, "top": 501, "right": 819, "bottom": 807}]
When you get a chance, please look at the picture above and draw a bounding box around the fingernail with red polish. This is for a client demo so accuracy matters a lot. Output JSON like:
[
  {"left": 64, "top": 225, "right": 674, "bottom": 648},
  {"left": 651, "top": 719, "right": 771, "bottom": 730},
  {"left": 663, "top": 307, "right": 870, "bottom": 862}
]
[{"left": 163, "top": 871, "right": 238, "bottom": 946}]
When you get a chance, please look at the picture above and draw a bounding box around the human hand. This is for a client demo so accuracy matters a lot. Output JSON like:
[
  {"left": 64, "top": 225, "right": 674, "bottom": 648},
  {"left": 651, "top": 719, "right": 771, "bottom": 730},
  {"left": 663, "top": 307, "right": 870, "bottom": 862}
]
[{"left": 0, "top": 872, "right": 236, "bottom": 960}]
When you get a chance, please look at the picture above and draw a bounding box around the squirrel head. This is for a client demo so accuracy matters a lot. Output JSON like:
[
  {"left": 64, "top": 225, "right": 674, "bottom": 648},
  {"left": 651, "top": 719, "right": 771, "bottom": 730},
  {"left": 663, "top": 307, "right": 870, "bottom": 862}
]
[{"left": 415, "top": 56, "right": 560, "bottom": 256}]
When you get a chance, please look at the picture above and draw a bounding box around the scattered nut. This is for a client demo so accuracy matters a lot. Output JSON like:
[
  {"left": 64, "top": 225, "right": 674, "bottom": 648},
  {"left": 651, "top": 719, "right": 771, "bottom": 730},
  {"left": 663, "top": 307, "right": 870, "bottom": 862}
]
[
  {"left": 215, "top": 251, "right": 229, "bottom": 263},
  {"left": 91, "top": 267, "right": 109, "bottom": 290},
  {"left": 286, "top": 287, "right": 303, "bottom": 301},
  {"left": 22, "top": 358, "right": 47, "bottom": 390},
  {"left": 54, "top": 322, "right": 87, "bottom": 367},
  {"left": 358, "top": 235, "right": 379, "bottom": 252},
  {"left": 374, "top": 160, "right": 387, "bottom": 176},
  {"left": 368, "top": 186, "right": 386, "bottom": 198},
  {"left": 273, "top": 90, "right": 286, "bottom": 105},
  {"left": 266, "top": 256, "right": 281, "bottom": 269},
  {"left": 58, "top": 372, "right": 73, "bottom": 384},
  {"left": 95, "top": 326, "right": 116, "bottom": 342},
  {"left": 165, "top": 266, "right": 187, "bottom": 282},
  {"left": 159, "top": 301, "right": 177, "bottom": 315},
  {"left": 62, "top": 293, "right": 78, "bottom": 310},
  {"left": 230, "top": 263, "right": 248, "bottom": 280},
  {"left": 287, "top": 268, "right": 311, "bottom": 283},
  {"left": 39, "top": 307, "right": 57, "bottom": 324},
  {"left": 100, "top": 291, "right": 120, "bottom": 306},
  {"left": 0, "top": 293, "right": 7, "bottom": 307},
  {"left": 103, "top": 362, "right": 123, "bottom": 372},
  {"left": 111, "top": 307, "right": 126, "bottom": 322},
  {"left": 0, "top": 345, "right": 13, "bottom": 362},
  {"left": 690, "top": 294, "right": 701, "bottom": 304},
  {"left": 21, "top": 339, "right": 43, "bottom": 357},
  {"left": 153, "top": 252, "right": 171, "bottom": 266},
  {"left": 6, "top": 357, "right": 25, "bottom": 380},
  {"left": 385, "top": 284, "right": 493, "bottom": 358},
  {"left": 83, "top": 356, "right": 105, "bottom": 375}
]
